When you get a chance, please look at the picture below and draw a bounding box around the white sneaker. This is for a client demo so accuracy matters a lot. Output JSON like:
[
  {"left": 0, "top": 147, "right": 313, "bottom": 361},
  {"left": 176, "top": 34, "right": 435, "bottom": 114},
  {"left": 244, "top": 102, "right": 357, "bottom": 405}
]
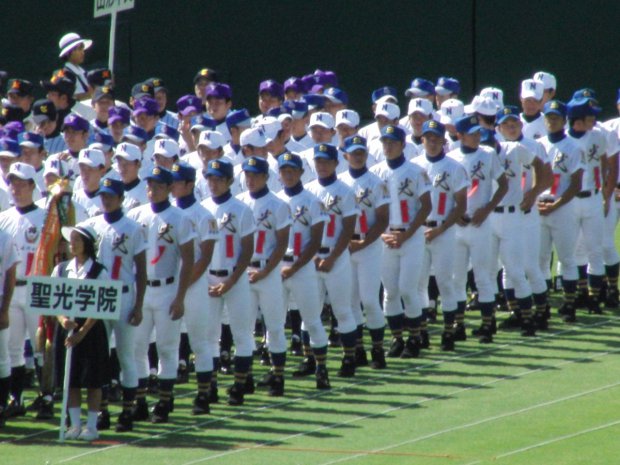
[
  {"left": 78, "top": 427, "right": 99, "bottom": 441},
  {"left": 65, "top": 426, "right": 81, "bottom": 440}
]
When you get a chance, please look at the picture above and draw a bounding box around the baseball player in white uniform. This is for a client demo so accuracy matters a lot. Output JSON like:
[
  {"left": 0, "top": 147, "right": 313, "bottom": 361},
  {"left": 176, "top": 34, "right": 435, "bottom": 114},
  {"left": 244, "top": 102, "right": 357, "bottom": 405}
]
[
  {"left": 0, "top": 163, "right": 45, "bottom": 417},
  {"left": 170, "top": 162, "right": 219, "bottom": 414},
  {"left": 81, "top": 178, "right": 147, "bottom": 431},
  {"left": 238, "top": 157, "right": 291, "bottom": 396},
  {"left": 369, "top": 129, "right": 432, "bottom": 357},
  {"left": 201, "top": 159, "right": 256, "bottom": 406},
  {"left": 277, "top": 152, "right": 331, "bottom": 389},
  {"left": 520, "top": 79, "right": 547, "bottom": 140},
  {"left": 413, "top": 120, "right": 468, "bottom": 351},
  {"left": 127, "top": 166, "right": 195, "bottom": 423},
  {"left": 113, "top": 143, "right": 148, "bottom": 211},
  {"left": 306, "top": 143, "right": 360, "bottom": 376},
  {"left": 537, "top": 101, "right": 585, "bottom": 323},
  {"left": 0, "top": 230, "right": 18, "bottom": 428}
]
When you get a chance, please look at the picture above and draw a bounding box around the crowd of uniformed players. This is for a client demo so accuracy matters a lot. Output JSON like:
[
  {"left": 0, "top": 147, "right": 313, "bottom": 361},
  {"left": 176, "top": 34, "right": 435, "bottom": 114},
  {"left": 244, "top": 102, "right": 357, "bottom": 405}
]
[{"left": 0, "top": 32, "right": 619, "bottom": 440}]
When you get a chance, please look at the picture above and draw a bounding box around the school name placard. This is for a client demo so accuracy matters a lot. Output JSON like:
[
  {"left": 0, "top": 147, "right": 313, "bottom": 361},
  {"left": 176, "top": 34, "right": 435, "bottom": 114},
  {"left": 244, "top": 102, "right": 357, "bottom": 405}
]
[{"left": 26, "top": 276, "right": 122, "bottom": 320}]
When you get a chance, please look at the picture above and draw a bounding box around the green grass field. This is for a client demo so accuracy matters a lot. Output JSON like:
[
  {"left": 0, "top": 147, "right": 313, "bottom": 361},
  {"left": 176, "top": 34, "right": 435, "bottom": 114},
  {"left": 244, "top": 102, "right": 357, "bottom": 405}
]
[{"left": 1, "top": 306, "right": 619, "bottom": 465}]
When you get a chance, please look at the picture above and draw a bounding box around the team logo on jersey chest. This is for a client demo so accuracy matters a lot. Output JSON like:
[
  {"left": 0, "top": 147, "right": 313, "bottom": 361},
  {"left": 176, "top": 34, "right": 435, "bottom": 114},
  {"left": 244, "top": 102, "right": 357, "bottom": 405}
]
[
  {"left": 158, "top": 223, "right": 174, "bottom": 243},
  {"left": 25, "top": 226, "right": 39, "bottom": 244},
  {"left": 220, "top": 212, "right": 237, "bottom": 233},
  {"left": 293, "top": 205, "right": 309, "bottom": 226},
  {"left": 587, "top": 144, "right": 600, "bottom": 162},
  {"left": 356, "top": 188, "right": 372, "bottom": 206},
  {"left": 256, "top": 209, "right": 273, "bottom": 229},
  {"left": 112, "top": 233, "right": 129, "bottom": 254},
  {"left": 471, "top": 161, "right": 487, "bottom": 180},
  {"left": 433, "top": 172, "right": 451, "bottom": 190},
  {"left": 553, "top": 152, "right": 569, "bottom": 173},
  {"left": 502, "top": 159, "right": 516, "bottom": 177},
  {"left": 398, "top": 178, "right": 414, "bottom": 197},
  {"left": 326, "top": 195, "right": 342, "bottom": 214}
]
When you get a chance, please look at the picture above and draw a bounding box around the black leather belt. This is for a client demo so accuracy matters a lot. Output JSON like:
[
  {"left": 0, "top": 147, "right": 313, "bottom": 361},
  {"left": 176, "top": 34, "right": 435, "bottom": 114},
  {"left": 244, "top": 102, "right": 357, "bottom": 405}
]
[
  {"left": 425, "top": 221, "right": 443, "bottom": 228},
  {"left": 318, "top": 247, "right": 331, "bottom": 254},
  {"left": 539, "top": 198, "right": 555, "bottom": 204},
  {"left": 250, "top": 260, "right": 269, "bottom": 268},
  {"left": 494, "top": 206, "right": 517, "bottom": 213},
  {"left": 209, "top": 267, "right": 237, "bottom": 277},
  {"left": 283, "top": 255, "right": 295, "bottom": 262},
  {"left": 576, "top": 189, "right": 599, "bottom": 198},
  {"left": 16, "top": 280, "right": 27, "bottom": 287},
  {"left": 352, "top": 234, "right": 363, "bottom": 240},
  {"left": 147, "top": 277, "right": 175, "bottom": 287},
  {"left": 461, "top": 216, "right": 471, "bottom": 225},
  {"left": 389, "top": 228, "right": 406, "bottom": 232}
]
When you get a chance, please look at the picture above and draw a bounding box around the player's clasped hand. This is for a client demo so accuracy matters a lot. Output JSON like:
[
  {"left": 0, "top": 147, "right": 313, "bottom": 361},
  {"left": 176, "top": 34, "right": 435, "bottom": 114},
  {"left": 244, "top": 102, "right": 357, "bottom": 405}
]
[
  {"left": 424, "top": 226, "right": 443, "bottom": 243},
  {"left": 280, "top": 265, "right": 296, "bottom": 280},
  {"left": 248, "top": 269, "right": 267, "bottom": 284},
  {"left": 208, "top": 280, "right": 233, "bottom": 297},
  {"left": 315, "top": 256, "right": 335, "bottom": 272},
  {"left": 168, "top": 298, "right": 185, "bottom": 320},
  {"left": 537, "top": 201, "right": 555, "bottom": 216},
  {"left": 381, "top": 231, "right": 406, "bottom": 249}
]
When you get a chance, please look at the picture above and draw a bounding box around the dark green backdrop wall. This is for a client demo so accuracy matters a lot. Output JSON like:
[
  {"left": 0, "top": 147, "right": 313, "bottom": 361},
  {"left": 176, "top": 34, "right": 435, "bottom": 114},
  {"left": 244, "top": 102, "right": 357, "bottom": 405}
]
[{"left": 3, "top": 1, "right": 619, "bottom": 119}]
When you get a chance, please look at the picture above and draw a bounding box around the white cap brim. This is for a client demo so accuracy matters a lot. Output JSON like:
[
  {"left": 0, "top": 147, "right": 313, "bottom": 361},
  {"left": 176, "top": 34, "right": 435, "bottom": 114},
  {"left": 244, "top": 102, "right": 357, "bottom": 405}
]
[{"left": 59, "top": 38, "right": 92, "bottom": 58}]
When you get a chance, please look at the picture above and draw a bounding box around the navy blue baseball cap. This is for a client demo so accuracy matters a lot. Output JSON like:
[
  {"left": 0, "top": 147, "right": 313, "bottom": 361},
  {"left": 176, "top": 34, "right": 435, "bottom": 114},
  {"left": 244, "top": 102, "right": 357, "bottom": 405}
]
[
  {"left": 206, "top": 83, "right": 232, "bottom": 100},
  {"left": 380, "top": 125, "right": 406, "bottom": 142},
  {"left": 435, "top": 77, "right": 461, "bottom": 96},
  {"left": 313, "top": 143, "right": 338, "bottom": 161},
  {"left": 284, "top": 77, "right": 305, "bottom": 94},
  {"left": 455, "top": 115, "right": 482, "bottom": 134},
  {"left": 176, "top": 94, "right": 202, "bottom": 116},
  {"left": 405, "top": 78, "right": 435, "bottom": 98},
  {"left": 18, "top": 132, "right": 44, "bottom": 148},
  {"left": 146, "top": 166, "right": 173, "bottom": 185},
  {"left": 98, "top": 177, "right": 124, "bottom": 196},
  {"left": 91, "top": 130, "right": 115, "bottom": 151},
  {"left": 496, "top": 105, "right": 521, "bottom": 124},
  {"left": 155, "top": 123, "right": 180, "bottom": 141},
  {"left": 242, "top": 156, "right": 269, "bottom": 174},
  {"left": 259, "top": 80, "right": 284, "bottom": 99},
  {"left": 567, "top": 97, "right": 601, "bottom": 118},
  {"left": 303, "top": 94, "right": 326, "bottom": 111},
  {"left": 422, "top": 119, "right": 446, "bottom": 137},
  {"left": 133, "top": 97, "right": 159, "bottom": 116},
  {"left": 543, "top": 100, "right": 567, "bottom": 117},
  {"left": 372, "top": 86, "right": 398, "bottom": 103},
  {"left": 0, "top": 138, "right": 20, "bottom": 157},
  {"left": 284, "top": 99, "right": 309, "bottom": 119},
  {"left": 278, "top": 152, "right": 303, "bottom": 169},
  {"left": 206, "top": 158, "right": 234, "bottom": 178},
  {"left": 171, "top": 162, "right": 196, "bottom": 182},
  {"left": 123, "top": 125, "right": 148, "bottom": 144},
  {"left": 343, "top": 135, "right": 367, "bottom": 153},
  {"left": 571, "top": 88, "right": 597, "bottom": 101},
  {"left": 108, "top": 105, "right": 130, "bottom": 125},
  {"left": 324, "top": 87, "right": 348, "bottom": 105},
  {"left": 226, "top": 108, "right": 252, "bottom": 129},
  {"left": 480, "top": 128, "right": 496, "bottom": 146}
]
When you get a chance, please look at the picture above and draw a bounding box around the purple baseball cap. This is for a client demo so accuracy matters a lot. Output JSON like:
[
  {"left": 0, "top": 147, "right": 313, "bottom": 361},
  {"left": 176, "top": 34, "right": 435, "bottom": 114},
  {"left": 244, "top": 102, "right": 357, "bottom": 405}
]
[
  {"left": 314, "top": 69, "right": 338, "bottom": 88},
  {"left": 4, "top": 121, "right": 25, "bottom": 134},
  {"left": 259, "top": 79, "right": 284, "bottom": 99},
  {"left": 176, "top": 94, "right": 202, "bottom": 116},
  {"left": 205, "top": 83, "right": 232, "bottom": 100},
  {"left": 108, "top": 105, "right": 131, "bottom": 125},
  {"left": 301, "top": 74, "right": 316, "bottom": 92},
  {"left": 311, "top": 84, "right": 324, "bottom": 94},
  {"left": 284, "top": 77, "right": 305, "bottom": 94},
  {"left": 63, "top": 113, "right": 89, "bottom": 132},
  {"left": 133, "top": 97, "right": 159, "bottom": 116}
]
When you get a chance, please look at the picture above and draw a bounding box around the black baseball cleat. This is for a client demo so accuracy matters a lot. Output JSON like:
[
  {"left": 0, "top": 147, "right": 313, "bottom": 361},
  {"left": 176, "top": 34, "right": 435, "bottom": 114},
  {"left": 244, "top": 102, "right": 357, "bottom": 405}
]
[
  {"left": 257, "top": 371, "right": 276, "bottom": 387},
  {"left": 244, "top": 374, "right": 255, "bottom": 394},
  {"left": 268, "top": 376, "right": 284, "bottom": 397},
  {"left": 315, "top": 367, "right": 331, "bottom": 390},
  {"left": 605, "top": 288, "right": 619, "bottom": 308},
  {"left": 420, "top": 330, "right": 430, "bottom": 349},
  {"left": 559, "top": 303, "right": 576, "bottom": 323},
  {"left": 27, "top": 395, "right": 44, "bottom": 412},
  {"left": 227, "top": 385, "right": 245, "bottom": 406},
  {"left": 337, "top": 356, "right": 356, "bottom": 377},
  {"left": 574, "top": 290, "right": 589, "bottom": 309},
  {"left": 587, "top": 296, "right": 603, "bottom": 315},
  {"left": 440, "top": 332, "right": 455, "bottom": 351},
  {"left": 132, "top": 398, "right": 149, "bottom": 422},
  {"left": 192, "top": 394, "right": 210, "bottom": 415},
  {"left": 370, "top": 347, "right": 387, "bottom": 369},
  {"left": 355, "top": 347, "right": 369, "bottom": 367},
  {"left": 520, "top": 319, "right": 536, "bottom": 337},
  {"left": 35, "top": 397, "right": 54, "bottom": 420},
  {"left": 292, "top": 357, "right": 316, "bottom": 377},
  {"left": 477, "top": 325, "right": 494, "bottom": 344},
  {"left": 387, "top": 337, "right": 405, "bottom": 357},
  {"left": 499, "top": 312, "right": 521, "bottom": 329},
  {"left": 5, "top": 399, "right": 26, "bottom": 418},
  {"left": 150, "top": 400, "right": 171, "bottom": 423},
  {"left": 454, "top": 323, "right": 467, "bottom": 341},
  {"left": 534, "top": 313, "right": 549, "bottom": 331},
  {"left": 115, "top": 411, "right": 134, "bottom": 432},
  {"left": 400, "top": 336, "right": 420, "bottom": 359},
  {"left": 97, "top": 409, "right": 111, "bottom": 430}
]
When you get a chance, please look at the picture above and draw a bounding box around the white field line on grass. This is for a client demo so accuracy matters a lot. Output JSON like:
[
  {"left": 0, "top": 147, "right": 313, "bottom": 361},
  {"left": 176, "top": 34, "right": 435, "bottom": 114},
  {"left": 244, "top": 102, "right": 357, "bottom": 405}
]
[
  {"left": 50, "top": 316, "right": 618, "bottom": 464},
  {"left": 461, "top": 419, "right": 620, "bottom": 465}
]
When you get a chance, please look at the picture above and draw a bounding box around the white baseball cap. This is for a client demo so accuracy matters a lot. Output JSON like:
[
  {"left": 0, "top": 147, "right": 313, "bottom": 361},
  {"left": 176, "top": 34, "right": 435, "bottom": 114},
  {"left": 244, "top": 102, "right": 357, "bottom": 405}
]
[
  {"left": 153, "top": 139, "right": 179, "bottom": 158},
  {"left": 78, "top": 148, "right": 105, "bottom": 167},
  {"left": 308, "top": 112, "right": 335, "bottom": 130},
  {"left": 114, "top": 142, "right": 142, "bottom": 162},
  {"left": 464, "top": 96, "right": 497, "bottom": 116},
  {"left": 8, "top": 162, "right": 36, "bottom": 181},
  {"left": 374, "top": 102, "right": 400, "bottom": 120},
  {"left": 439, "top": 99, "right": 465, "bottom": 125},
  {"left": 335, "top": 109, "right": 360, "bottom": 128},
  {"left": 198, "top": 130, "right": 226, "bottom": 149},
  {"left": 532, "top": 71, "right": 556, "bottom": 90},
  {"left": 258, "top": 116, "right": 283, "bottom": 142},
  {"left": 407, "top": 98, "right": 433, "bottom": 116},
  {"left": 43, "top": 158, "right": 69, "bottom": 177},
  {"left": 520, "top": 79, "right": 544, "bottom": 100},
  {"left": 58, "top": 32, "right": 92, "bottom": 58},
  {"left": 479, "top": 87, "right": 504, "bottom": 110},
  {"left": 240, "top": 127, "right": 268, "bottom": 148}
]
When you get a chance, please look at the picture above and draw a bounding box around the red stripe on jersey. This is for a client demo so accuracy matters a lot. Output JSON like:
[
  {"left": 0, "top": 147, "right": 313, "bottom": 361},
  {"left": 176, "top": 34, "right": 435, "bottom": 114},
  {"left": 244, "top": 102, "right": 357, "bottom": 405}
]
[
  {"left": 150, "top": 246, "right": 165, "bottom": 265},
  {"left": 400, "top": 200, "right": 409, "bottom": 223},
  {"left": 293, "top": 232, "right": 302, "bottom": 256},
  {"left": 226, "top": 235, "right": 234, "bottom": 258},
  {"left": 437, "top": 192, "right": 447, "bottom": 215},
  {"left": 326, "top": 214, "right": 336, "bottom": 237},
  {"left": 521, "top": 172, "right": 527, "bottom": 190},
  {"left": 468, "top": 179, "right": 479, "bottom": 198},
  {"left": 359, "top": 210, "right": 369, "bottom": 233},
  {"left": 550, "top": 173, "right": 561, "bottom": 196},
  {"left": 594, "top": 166, "right": 601, "bottom": 190},
  {"left": 25, "top": 252, "right": 34, "bottom": 276},
  {"left": 111, "top": 256, "right": 122, "bottom": 279},
  {"left": 256, "top": 230, "right": 266, "bottom": 254}
]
